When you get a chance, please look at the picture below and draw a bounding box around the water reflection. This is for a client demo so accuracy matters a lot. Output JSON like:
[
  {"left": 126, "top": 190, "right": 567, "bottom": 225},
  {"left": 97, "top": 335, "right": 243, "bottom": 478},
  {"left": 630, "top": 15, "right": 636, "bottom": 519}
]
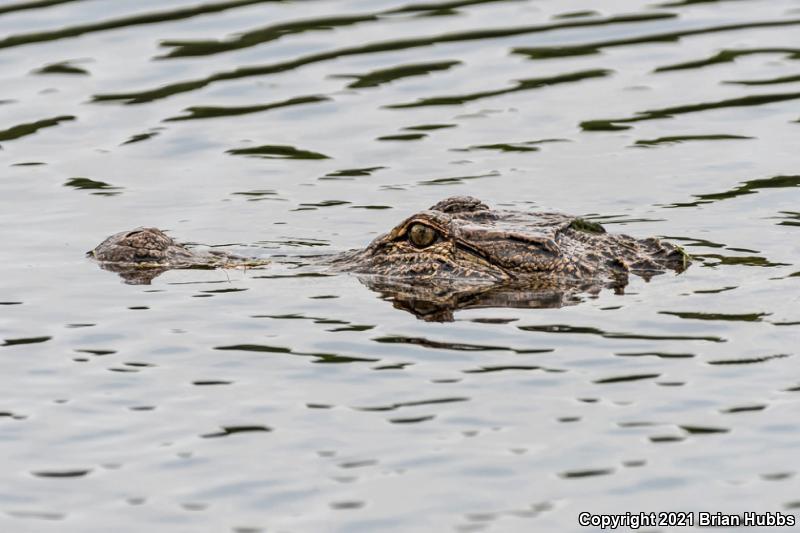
[{"left": 359, "top": 276, "right": 601, "bottom": 321}]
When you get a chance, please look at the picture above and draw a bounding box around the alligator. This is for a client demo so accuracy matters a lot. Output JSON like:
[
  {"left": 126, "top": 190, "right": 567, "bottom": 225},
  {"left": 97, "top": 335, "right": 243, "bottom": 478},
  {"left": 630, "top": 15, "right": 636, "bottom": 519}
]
[{"left": 88, "top": 196, "right": 689, "bottom": 320}]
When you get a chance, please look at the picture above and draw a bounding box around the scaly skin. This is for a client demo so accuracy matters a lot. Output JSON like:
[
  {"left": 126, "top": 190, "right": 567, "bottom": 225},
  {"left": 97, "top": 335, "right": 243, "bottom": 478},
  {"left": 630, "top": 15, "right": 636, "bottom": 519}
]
[
  {"left": 90, "top": 228, "right": 197, "bottom": 264},
  {"left": 330, "top": 196, "right": 688, "bottom": 280},
  {"left": 88, "top": 197, "right": 689, "bottom": 317},
  {"left": 87, "top": 227, "right": 269, "bottom": 284}
]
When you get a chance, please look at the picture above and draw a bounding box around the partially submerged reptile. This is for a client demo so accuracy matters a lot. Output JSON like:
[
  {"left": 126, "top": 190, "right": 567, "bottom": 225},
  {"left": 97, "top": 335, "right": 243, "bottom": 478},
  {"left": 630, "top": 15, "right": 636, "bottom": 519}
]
[{"left": 89, "top": 196, "right": 689, "bottom": 319}]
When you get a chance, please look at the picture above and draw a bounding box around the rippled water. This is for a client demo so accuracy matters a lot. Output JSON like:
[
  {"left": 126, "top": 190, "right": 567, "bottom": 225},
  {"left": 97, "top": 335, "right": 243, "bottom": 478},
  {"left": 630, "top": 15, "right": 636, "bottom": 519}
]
[{"left": 2, "top": 0, "right": 799, "bottom": 531}]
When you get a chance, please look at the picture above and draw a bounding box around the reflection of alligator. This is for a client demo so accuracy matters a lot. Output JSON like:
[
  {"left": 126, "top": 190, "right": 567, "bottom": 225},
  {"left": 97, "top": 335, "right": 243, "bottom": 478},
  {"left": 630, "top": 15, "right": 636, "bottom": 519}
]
[
  {"left": 88, "top": 196, "right": 689, "bottom": 319},
  {"left": 355, "top": 277, "right": 607, "bottom": 322}
]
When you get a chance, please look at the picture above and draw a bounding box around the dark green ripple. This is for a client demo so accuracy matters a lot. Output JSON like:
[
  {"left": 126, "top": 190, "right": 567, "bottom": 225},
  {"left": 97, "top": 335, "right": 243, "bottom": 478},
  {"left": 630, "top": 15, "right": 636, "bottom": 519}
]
[
  {"left": 581, "top": 92, "right": 800, "bottom": 131},
  {"left": 386, "top": 69, "right": 612, "bottom": 108},
  {"left": 0, "top": 0, "right": 282, "bottom": 51},
  {"left": 91, "top": 13, "right": 672, "bottom": 104}
]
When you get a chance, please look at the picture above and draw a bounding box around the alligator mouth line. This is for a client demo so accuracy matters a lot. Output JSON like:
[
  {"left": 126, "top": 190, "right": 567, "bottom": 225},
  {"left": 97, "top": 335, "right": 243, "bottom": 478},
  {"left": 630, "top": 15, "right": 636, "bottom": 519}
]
[{"left": 454, "top": 239, "right": 518, "bottom": 281}]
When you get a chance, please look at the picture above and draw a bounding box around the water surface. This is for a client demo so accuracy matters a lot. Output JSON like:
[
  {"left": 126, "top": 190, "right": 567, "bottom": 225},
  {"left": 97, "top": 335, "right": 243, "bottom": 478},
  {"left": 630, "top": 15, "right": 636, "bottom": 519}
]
[{"left": 1, "top": 0, "right": 799, "bottom": 531}]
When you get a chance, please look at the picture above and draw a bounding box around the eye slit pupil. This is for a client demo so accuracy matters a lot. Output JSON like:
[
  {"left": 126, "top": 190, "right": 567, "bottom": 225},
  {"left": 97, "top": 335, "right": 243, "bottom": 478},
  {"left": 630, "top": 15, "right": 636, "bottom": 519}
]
[{"left": 408, "top": 223, "right": 437, "bottom": 248}]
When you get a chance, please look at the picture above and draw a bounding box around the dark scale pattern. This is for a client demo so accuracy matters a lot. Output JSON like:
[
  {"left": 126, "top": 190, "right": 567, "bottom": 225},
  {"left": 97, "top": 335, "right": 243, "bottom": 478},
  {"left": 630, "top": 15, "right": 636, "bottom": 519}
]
[{"left": 339, "top": 196, "right": 689, "bottom": 283}]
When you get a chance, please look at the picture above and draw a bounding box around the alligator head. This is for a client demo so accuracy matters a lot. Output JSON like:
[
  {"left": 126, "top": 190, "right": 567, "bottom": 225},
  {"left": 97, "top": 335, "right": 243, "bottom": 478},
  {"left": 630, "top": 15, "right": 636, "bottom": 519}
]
[
  {"left": 87, "top": 197, "right": 689, "bottom": 318},
  {"left": 333, "top": 196, "right": 688, "bottom": 281}
]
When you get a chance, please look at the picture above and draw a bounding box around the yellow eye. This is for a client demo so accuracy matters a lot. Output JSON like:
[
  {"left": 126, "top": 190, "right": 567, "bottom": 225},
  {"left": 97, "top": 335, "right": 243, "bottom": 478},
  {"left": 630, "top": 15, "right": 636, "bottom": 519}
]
[{"left": 408, "top": 223, "right": 437, "bottom": 248}]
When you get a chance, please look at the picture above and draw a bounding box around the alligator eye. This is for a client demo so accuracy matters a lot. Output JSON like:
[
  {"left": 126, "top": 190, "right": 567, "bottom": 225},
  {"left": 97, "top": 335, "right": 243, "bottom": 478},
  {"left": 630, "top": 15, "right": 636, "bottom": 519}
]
[{"left": 408, "top": 223, "right": 438, "bottom": 248}]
